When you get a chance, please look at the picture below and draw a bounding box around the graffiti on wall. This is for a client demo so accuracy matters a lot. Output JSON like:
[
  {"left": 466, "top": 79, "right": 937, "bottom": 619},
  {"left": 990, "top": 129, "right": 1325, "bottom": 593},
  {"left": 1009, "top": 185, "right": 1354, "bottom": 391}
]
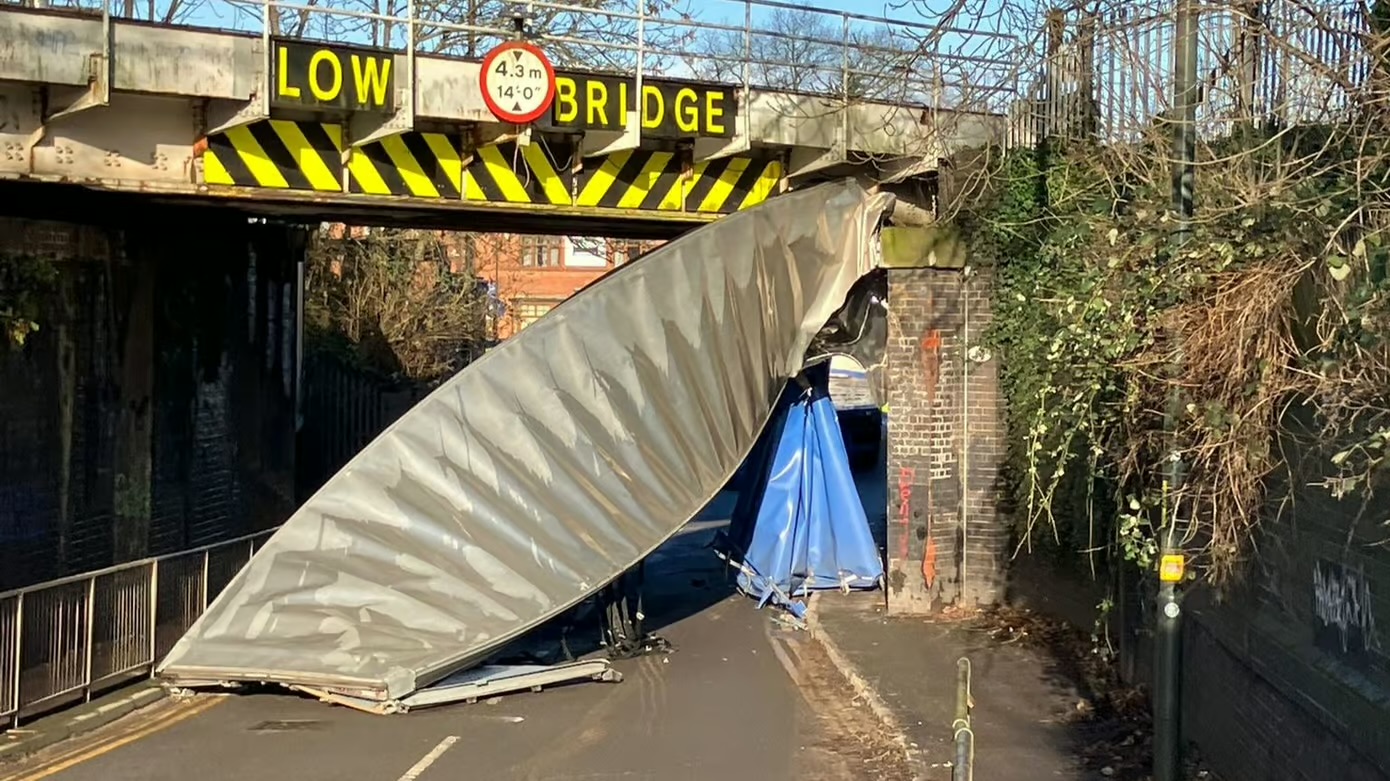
[
  {"left": 897, "top": 467, "right": 914, "bottom": 562},
  {"left": 919, "top": 330, "right": 942, "bottom": 405},
  {"left": 1312, "top": 559, "right": 1381, "bottom": 664}
]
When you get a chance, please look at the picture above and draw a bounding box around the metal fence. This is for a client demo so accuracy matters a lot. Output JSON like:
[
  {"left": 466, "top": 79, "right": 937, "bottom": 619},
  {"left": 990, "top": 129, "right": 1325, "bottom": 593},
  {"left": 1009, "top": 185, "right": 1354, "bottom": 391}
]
[
  {"left": 3, "top": 0, "right": 1025, "bottom": 115},
  {"left": 297, "top": 351, "right": 427, "bottom": 497},
  {"left": 1029, "top": 0, "right": 1372, "bottom": 144},
  {"left": 0, "top": 529, "right": 275, "bottom": 728}
]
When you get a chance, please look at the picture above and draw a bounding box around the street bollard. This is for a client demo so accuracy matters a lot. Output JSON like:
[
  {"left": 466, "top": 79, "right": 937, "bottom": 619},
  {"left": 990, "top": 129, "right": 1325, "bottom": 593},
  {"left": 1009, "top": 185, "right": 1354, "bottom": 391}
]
[{"left": 953, "top": 656, "right": 974, "bottom": 781}]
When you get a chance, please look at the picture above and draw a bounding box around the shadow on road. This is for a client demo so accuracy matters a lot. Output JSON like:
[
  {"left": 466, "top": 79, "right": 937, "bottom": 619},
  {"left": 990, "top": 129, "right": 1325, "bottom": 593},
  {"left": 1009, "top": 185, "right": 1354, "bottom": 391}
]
[
  {"left": 484, "top": 505, "right": 742, "bottom": 668},
  {"left": 488, "top": 411, "right": 891, "bottom": 670}
]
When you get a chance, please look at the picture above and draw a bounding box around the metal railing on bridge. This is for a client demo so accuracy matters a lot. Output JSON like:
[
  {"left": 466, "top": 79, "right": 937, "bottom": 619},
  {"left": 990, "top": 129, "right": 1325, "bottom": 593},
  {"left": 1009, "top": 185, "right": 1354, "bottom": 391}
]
[
  {"left": 2, "top": 0, "right": 1025, "bottom": 118},
  {"left": 0, "top": 530, "right": 275, "bottom": 728},
  {"left": 1030, "top": 0, "right": 1371, "bottom": 145}
]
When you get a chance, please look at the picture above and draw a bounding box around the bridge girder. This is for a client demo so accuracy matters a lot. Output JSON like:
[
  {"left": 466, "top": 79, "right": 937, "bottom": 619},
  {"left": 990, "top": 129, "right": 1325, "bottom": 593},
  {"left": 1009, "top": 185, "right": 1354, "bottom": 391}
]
[{"left": 0, "top": 7, "right": 985, "bottom": 231}]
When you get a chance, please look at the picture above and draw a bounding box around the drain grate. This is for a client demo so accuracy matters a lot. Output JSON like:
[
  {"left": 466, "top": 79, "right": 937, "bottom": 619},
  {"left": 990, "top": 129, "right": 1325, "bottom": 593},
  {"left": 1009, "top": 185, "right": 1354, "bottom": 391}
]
[{"left": 247, "top": 719, "right": 325, "bottom": 733}]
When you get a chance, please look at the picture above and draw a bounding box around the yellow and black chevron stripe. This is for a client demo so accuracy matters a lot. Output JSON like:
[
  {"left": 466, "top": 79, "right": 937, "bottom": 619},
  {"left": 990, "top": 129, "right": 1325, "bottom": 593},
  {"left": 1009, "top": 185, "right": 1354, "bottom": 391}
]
[
  {"left": 686, "top": 157, "right": 783, "bottom": 214},
  {"left": 202, "top": 122, "right": 784, "bottom": 215},
  {"left": 348, "top": 132, "right": 463, "bottom": 198},
  {"left": 204, "top": 120, "right": 343, "bottom": 192},
  {"left": 574, "top": 151, "right": 783, "bottom": 214},
  {"left": 575, "top": 149, "right": 686, "bottom": 211},
  {"left": 464, "top": 141, "right": 573, "bottom": 206}
]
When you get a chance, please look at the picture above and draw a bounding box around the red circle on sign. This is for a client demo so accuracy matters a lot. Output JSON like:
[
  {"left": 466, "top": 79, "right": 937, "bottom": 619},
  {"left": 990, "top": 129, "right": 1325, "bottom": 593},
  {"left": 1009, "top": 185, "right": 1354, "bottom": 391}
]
[{"left": 479, "top": 41, "right": 557, "bottom": 125}]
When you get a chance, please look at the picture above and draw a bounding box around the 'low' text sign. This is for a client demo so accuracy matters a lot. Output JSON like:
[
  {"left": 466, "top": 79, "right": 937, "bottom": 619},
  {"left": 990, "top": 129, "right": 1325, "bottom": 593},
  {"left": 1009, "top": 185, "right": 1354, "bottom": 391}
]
[{"left": 272, "top": 39, "right": 396, "bottom": 113}]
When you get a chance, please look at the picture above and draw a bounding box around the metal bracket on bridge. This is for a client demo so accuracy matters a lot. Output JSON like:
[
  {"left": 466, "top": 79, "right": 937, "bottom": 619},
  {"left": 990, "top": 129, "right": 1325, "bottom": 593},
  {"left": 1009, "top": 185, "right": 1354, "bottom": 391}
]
[
  {"left": 348, "top": 50, "right": 417, "bottom": 147},
  {"left": 204, "top": 99, "right": 270, "bottom": 136},
  {"left": 203, "top": 33, "right": 269, "bottom": 135},
  {"left": 582, "top": 110, "right": 641, "bottom": 157},
  {"left": 44, "top": 9, "right": 111, "bottom": 122},
  {"left": 348, "top": 106, "right": 416, "bottom": 148},
  {"left": 785, "top": 142, "right": 846, "bottom": 180},
  {"left": 692, "top": 133, "right": 750, "bottom": 162},
  {"left": 692, "top": 92, "right": 751, "bottom": 161}
]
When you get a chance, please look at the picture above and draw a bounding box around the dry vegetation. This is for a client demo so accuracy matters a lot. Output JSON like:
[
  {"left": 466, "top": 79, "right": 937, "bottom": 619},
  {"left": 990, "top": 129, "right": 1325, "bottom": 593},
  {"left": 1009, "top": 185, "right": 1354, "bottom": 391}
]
[
  {"left": 949, "top": 0, "right": 1390, "bottom": 586},
  {"left": 304, "top": 228, "right": 493, "bottom": 382}
]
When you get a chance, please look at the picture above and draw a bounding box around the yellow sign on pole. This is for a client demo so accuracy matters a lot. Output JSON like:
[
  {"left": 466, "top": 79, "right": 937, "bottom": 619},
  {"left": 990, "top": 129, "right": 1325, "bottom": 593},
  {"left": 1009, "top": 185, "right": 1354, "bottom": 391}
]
[{"left": 1159, "top": 554, "right": 1185, "bottom": 583}]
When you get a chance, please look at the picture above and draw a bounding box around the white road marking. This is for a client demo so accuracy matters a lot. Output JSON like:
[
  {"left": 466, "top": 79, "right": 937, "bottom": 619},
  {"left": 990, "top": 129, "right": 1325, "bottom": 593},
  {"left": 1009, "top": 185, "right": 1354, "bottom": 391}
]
[
  {"left": 394, "top": 736, "right": 459, "bottom": 781},
  {"left": 765, "top": 631, "right": 801, "bottom": 685}
]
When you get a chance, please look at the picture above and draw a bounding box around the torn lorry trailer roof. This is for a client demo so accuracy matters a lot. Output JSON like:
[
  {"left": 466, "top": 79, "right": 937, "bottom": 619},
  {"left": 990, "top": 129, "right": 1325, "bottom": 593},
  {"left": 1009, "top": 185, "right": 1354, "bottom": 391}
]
[{"left": 156, "top": 180, "right": 893, "bottom": 703}]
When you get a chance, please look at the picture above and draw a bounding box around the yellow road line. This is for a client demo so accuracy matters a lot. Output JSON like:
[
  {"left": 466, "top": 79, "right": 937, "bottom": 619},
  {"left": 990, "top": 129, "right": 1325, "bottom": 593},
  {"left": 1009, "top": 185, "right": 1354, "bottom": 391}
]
[{"left": 2, "top": 697, "right": 225, "bottom": 781}]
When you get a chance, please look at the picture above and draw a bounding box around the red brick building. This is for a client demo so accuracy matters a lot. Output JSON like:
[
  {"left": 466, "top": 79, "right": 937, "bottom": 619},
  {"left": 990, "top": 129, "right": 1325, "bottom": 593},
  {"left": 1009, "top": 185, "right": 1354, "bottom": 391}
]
[
  {"left": 466, "top": 234, "right": 660, "bottom": 338},
  {"left": 319, "top": 225, "right": 661, "bottom": 340}
]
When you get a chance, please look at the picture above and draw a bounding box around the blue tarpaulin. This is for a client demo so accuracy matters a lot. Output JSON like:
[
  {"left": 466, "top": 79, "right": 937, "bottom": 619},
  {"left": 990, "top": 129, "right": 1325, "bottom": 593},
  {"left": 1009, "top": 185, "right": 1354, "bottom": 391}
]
[{"left": 724, "top": 367, "right": 884, "bottom": 618}]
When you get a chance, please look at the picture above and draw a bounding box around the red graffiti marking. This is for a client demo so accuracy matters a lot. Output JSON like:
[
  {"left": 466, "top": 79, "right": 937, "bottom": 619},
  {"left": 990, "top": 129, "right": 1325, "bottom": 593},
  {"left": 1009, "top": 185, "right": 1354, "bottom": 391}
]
[
  {"left": 920, "top": 329, "right": 942, "bottom": 404},
  {"left": 924, "top": 472, "right": 937, "bottom": 588},
  {"left": 897, "top": 466, "right": 915, "bottom": 561},
  {"left": 923, "top": 535, "right": 938, "bottom": 589}
]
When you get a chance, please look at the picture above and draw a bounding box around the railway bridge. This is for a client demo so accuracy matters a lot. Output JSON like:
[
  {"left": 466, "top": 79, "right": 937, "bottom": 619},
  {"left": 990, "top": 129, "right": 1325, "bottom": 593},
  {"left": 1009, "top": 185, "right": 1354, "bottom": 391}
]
[{"left": 0, "top": 0, "right": 1016, "bottom": 231}]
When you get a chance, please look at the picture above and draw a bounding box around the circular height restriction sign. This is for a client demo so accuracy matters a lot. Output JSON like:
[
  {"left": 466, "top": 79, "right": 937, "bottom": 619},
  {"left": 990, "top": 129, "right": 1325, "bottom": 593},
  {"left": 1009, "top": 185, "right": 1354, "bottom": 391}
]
[{"left": 480, "top": 41, "right": 557, "bottom": 125}]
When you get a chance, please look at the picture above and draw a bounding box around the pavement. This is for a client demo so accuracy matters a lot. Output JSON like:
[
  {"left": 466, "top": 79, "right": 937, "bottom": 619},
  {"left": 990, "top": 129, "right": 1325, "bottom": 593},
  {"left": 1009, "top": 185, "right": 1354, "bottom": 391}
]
[
  {"left": 0, "top": 684, "right": 167, "bottom": 765},
  {"left": 814, "top": 589, "right": 1124, "bottom": 781}
]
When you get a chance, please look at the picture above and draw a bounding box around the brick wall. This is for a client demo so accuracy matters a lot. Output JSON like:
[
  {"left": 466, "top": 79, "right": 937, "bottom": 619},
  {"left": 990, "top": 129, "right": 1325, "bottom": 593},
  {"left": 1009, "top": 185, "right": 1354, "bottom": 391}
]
[
  {"left": 0, "top": 212, "right": 299, "bottom": 589},
  {"left": 884, "top": 267, "right": 1007, "bottom": 612},
  {"left": 1183, "top": 612, "right": 1390, "bottom": 781},
  {"left": 1177, "top": 406, "right": 1390, "bottom": 781}
]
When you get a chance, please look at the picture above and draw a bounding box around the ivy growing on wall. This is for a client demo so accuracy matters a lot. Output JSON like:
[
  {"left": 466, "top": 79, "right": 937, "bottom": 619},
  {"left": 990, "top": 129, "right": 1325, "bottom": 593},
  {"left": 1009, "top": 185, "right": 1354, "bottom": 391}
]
[
  {"left": 965, "top": 127, "right": 1390, "bottom": 587},
  {"left": 0, "top": 257, "right": 58, "bottom": 348}
]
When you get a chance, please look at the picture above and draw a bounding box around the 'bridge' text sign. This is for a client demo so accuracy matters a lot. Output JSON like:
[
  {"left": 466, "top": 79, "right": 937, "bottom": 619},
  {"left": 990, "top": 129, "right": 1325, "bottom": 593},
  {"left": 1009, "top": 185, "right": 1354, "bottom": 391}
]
[
  {"left": 551, "top": 74, "right": 737, "bottom": 138},
  {"left": 272, "top": 39, "right": 396, "bottom": 113}
]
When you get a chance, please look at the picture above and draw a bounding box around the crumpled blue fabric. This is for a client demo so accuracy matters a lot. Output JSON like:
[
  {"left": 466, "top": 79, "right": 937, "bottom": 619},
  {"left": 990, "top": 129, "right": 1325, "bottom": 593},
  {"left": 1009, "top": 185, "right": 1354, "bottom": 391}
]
[{"left": 728, "top": 370, "right": 884, "bottom": 617}]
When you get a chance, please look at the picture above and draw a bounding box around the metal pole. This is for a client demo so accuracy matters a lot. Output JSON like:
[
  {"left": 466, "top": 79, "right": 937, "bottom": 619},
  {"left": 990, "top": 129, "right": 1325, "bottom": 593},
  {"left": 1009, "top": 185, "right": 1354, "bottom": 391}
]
[
  {"left": 635, "top": 0, "right": 645, "bottom": 123},
  {"left": 952, "top": 657, "right": 974, "bottom": 781},
  {"left": 83, "top": 578, "right": 96, "bottom": 702},
  {"left": 841, "top": 13, "right": 850, "bottom": 99},
  {"left": 406, "top": 0, "right": 416, "bottom": 117},
  {"left": 261, "top": 0, "right": 272, "bottom": 117},
  {"left": 147, "top": 560, "right": 159, "bottom": 674},
  {"left": 742, "top": 0, "right": 751, "bottom": 93},
  {"left": 959, "top": 269, "right": 970, "bottom": 600},
  {"left": 1155, "top": 1, "right": 1199, "bottom": 779},
  {"left": 1170, "top": 0, "right": 1199, "bottom": 246},
  {"left": 11, "top": 593, "right": 23, "bottom": 730},
  {"left": 739, "top": 0, "right": 751, "bottom": 145},
  {"left": 200, "top": 551, "right": 210, "bottom": 612},
  {"left": 841, "top": 13, "right": 850, "bottom": 144}
]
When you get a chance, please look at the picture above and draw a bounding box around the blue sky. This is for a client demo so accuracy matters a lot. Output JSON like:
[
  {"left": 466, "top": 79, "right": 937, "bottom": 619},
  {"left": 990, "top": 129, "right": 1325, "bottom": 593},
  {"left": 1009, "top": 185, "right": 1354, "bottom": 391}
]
[
  {"left": 172, "top": 0, "right": 1022, "bottom": 68},
  {"left": 175, "top": 0, "right": 986, "bottom": 37},
  {"left": 751, "top": 0, "right": 927, "bottom": 19}
]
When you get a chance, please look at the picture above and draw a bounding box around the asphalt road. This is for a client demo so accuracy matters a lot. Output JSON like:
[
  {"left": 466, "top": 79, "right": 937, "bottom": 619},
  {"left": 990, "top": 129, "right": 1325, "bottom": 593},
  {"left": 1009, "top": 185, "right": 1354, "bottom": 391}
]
[{"left": 1, "top": 516, "right": 907, "bottom": 781}]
